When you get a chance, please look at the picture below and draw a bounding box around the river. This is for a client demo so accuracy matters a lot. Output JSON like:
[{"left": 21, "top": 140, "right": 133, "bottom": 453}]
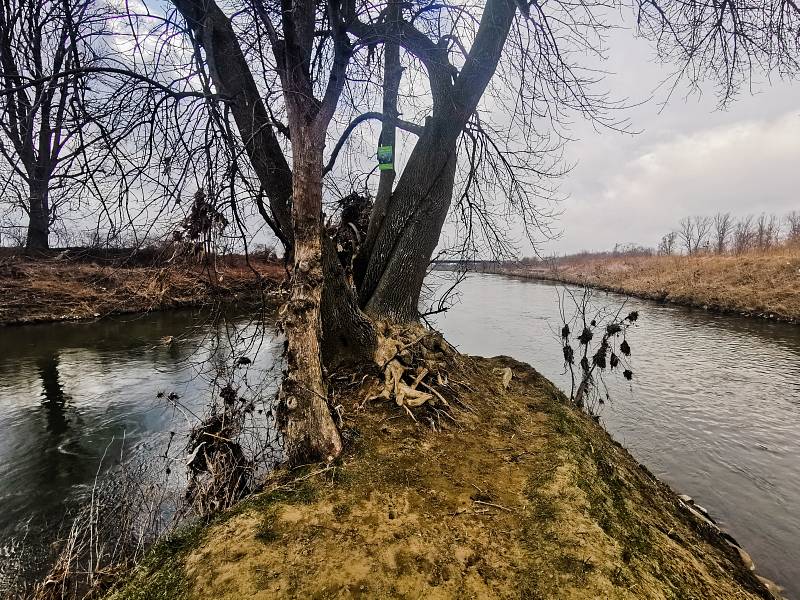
[{"left": 1, "top": 273, "right": 798, "bottom": 597}]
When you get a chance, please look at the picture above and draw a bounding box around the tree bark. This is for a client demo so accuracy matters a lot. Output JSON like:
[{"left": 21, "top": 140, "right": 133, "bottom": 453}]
[
  {"left": 278, "top": 126, "right": 342, "bottom": 464},
  {"left": 321, "top": 233, "right": 377, "bottom": 368},
  {"left": 358, "top": 120, "right": 458, "bottom": 321},
  {"left": 354, "top": 0, "right": 517, "bottom": 321},
  {"left": 352, "top": 0, "right": 401, "bottom": 291},
  {"left": 173, "top": 0, "right": 295, "bottom": 250},
  {"left": 26, "top": 180, "right": 50, "bottom": 250}
]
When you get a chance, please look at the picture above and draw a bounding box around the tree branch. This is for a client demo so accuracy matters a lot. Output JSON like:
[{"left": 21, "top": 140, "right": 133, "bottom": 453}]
[{"left": 323, "top": 111, "right": 424, "bottom": 175}]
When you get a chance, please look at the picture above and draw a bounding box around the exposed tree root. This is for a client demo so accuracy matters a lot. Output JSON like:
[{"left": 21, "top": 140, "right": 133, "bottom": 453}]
[{"left": 364, "top": 323, "right": 461, "bottom": 425}]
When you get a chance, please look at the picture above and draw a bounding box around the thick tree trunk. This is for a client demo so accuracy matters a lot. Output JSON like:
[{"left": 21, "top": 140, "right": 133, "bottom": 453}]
[
  {"left": 353, "top": 0, "right": 516, "bottom": 322},
  {"left": 357, "top": 122, "right": 458, "bottom": 321},
  {"left": 26, "top": 182, "right": 50, "bottom": 250},
  {"left": 278, "top": 127, "right": 342, "bottom": 464},
  {"left": 321, "top": 234, "right": 378, "bottom": 368}
]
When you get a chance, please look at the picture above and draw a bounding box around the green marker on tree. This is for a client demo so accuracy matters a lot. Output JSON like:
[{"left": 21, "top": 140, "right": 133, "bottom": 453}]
[{"left": 377, "top": 145, "right": 394, "bottom": 171}]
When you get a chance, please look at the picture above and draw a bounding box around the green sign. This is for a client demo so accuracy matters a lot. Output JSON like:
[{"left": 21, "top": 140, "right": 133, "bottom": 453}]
[{"left": 377, "top": 145, "right": 394, "bottom": 171}]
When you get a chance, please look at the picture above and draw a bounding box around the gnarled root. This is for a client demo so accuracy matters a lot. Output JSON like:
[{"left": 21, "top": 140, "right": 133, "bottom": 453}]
[{"left": 367, "top": 323, "right": 457, "bottom": 422}]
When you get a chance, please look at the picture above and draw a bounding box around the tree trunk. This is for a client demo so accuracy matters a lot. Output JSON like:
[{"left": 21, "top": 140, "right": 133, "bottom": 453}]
[
  {"left": 26, "top": 181, "right": 50, "bottom": 250},
  {"left": 278, "top": 127, "right": 342, "bottom": 464},
  {"left": 352, "top": 0, "right": 401, "bottom": 291},
  {"left": 321, "top": 234, "right": 378, "bottom": 368},
  {"left": 357, "top": 122, "right": 458, "bottom": 321}
]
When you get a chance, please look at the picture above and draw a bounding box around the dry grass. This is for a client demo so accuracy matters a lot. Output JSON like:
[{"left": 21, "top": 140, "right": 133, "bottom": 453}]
[
  {"left": 505, "top": 245, "right": 800, "bottom": 323},
  {"left": 0, "top": 254, "right": 284, "bottom": 326},
  {"left": 103, "top": 355, "right": 778, "bottom": 600}
]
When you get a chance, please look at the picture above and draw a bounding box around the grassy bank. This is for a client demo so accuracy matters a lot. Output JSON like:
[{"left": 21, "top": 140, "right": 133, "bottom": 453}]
[
  {"left": 498, "top": 246, "right": 800, "bottom": 324},
  {"left": 0, "top": 252, "right": 283, "bottom": 326},
  {"left": 102, "top": 355, "right": 779, "bottom": 600}
]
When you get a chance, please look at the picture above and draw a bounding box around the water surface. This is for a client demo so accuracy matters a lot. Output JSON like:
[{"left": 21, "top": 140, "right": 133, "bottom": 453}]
[{"left": 0, "top": 309, "right": 281, "bottom": 590}]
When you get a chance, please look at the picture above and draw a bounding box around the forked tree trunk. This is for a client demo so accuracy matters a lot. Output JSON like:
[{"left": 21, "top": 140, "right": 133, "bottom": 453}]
[
  {"left": 26, "top": 181, "right": 50, "bottom": 250},
  {"left": 321, "top": 234, "right": 378, "bottom": 368},
  {"left": 278, "top": 126, "right": 342, "bottom": 464},
  {"left": 357, "top": 122, "right": 458, "bottom": 321}
]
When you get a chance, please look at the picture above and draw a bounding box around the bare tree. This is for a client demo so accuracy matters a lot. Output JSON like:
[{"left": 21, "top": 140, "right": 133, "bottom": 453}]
[
  {"left": 785, "top": 211, "right": 800, "bottom": 243},
  {"left": 733, "top": 215, "right": 755, "bottom": 254},
  {"left": 678, "top": 217, "right": 695, "bottom": 255},
  {"left": 0, "top": 0, "right": 111, "bottom": 249},
  {"left": 658, "top": 231, "right": 677, "bottom": 256},
  {"left": 132, "top": 0, "right": 800, "bottom": 462},
  {"left": 5, "top": 0, "right": 800, "bottom": 462},
  {"left": 755, "top": 213, "right": 779, "bottom": 250},
  {"left": 712, "top": 212, "right": 733, "bottom": 254},
  {"left": 693, "top": 216, "right": 713, "bottom": 254},
  {"left": 679, "top": 216, "right": 712, "bottom": 255}
]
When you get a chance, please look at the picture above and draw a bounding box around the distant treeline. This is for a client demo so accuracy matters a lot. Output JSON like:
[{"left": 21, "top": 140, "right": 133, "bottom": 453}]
[
  {"left": 518, "top": 211, "right": 800, "bottom": 265},
  {"left": 658, "top": 211, "right": 800, "bottom": 256}
]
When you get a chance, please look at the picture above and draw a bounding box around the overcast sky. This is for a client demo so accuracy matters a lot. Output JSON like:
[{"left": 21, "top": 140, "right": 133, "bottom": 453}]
[{"left": 537, "top": 26, "right": 800, "bottom": 256}]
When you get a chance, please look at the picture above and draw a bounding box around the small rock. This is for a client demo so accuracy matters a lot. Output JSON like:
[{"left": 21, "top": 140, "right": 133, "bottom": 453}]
[
  {"left": 677, "top": 494, "right": 693, "bottom": 504},
  {"left": 693, "top": 504, "right": 716, "bottom": 524},
  {"left": 756, "top": 574, "right": 784, "bottom": 598}
]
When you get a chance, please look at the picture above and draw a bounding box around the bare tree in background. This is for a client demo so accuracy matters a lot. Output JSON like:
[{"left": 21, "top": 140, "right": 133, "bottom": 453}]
[
  {"left": 658, "top": 231, "right": 677, "bottom": 256},
  {"left": 678, "top": 217, "right": 695, "bottom": 255},
  {"left": 679, "top": 216, "right": 712, "bottom": 255},
  {"left": 733, "top": 215, "right": 755, "bottom": 254},
  {"left": 693, "top": 216, "right": 713, "bottom": 254},
  {"left": 755, "top": 213, "right": 779, "bottom": 250},
  {"left": 786, "top": 211, "right": 800, "bottom": 243},
  {"left": 712, "top": 212, "right": 733, "bottom": 254},
  {"left": 0, "top": 0, "right": 110, "bottom": 249}
]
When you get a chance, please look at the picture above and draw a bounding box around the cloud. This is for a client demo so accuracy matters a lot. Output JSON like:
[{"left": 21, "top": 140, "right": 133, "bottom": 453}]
[{"left": 553, "top": 109, "right": 800, "bottom": 253}]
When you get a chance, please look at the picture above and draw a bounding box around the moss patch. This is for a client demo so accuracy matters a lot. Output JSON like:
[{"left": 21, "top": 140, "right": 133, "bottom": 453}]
[{"left": 104, "top": 355, "right": 774, "bottom": 600}]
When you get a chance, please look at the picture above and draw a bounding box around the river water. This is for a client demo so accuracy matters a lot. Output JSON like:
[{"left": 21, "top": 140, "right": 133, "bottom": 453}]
[{"left": 1, "top": 274, "right": 798, "bottom": 596}]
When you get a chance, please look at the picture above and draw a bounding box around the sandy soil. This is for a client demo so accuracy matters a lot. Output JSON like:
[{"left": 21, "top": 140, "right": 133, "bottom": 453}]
[{"left": 104, "top": 355, "right": 779, "bottom": 600}]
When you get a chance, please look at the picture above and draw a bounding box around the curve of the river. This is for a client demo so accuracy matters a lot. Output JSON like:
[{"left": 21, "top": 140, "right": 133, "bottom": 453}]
[
  {"left": 1, "top": 274, "right": 798, "bottom": 597},
  {"left": 430, "top": 273, "right": 800, "bottom": 597}
]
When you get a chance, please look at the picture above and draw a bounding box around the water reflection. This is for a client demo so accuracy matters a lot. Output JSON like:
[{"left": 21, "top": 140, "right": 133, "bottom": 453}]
[
  {"left": 38, "top": 353, "right": 71, "bottom": 435},
  {"left": 0, "top": 308, "right": 282, "bottom": 592}
]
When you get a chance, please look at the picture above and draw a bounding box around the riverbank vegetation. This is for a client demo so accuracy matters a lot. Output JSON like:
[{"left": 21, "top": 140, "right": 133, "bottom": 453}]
[
  {"left": 507, "top": 214, "right": 800, "bottom": 323},
  {"left": 98, "top": 355, "right": 778, "bottom": 600},
  {"left": 0, "top": 250, "right": 282, "bottom": 326}
]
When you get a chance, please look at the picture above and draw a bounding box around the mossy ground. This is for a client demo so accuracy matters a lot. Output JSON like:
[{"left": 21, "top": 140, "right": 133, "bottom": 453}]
[{"left": 104, "top": 355, "right": 773, "bottom": 599}]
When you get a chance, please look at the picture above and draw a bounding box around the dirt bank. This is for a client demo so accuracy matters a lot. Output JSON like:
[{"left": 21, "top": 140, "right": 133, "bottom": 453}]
[
  {"left": 102, "top": 355, "right": 780, "bottom": 600},
  {"left": 0, "top": 252, "right": 283, "bottom": 326},
  {"left": 496, "top": 248, "right": 800, "bottom": 324}
]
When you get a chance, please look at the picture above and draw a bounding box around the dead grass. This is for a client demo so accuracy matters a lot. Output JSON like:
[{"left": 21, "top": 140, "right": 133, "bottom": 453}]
[
  {"left": 504, "top": 246, "right": 800, "bottom": 323},
  {"left": 103, "top": 355, "right": 776, "bottom": 600},
  {"left": 0, "top": 254, "right": 284, "bottom": 326}
]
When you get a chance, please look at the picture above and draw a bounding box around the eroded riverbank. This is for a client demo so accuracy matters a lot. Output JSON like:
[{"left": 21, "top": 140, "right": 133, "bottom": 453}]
[
  {"left": 0, "top": 253, "right": 282, "bottom": 326},
  {"left": 102, "top": 355, "right": 778, "bottom": 599}
]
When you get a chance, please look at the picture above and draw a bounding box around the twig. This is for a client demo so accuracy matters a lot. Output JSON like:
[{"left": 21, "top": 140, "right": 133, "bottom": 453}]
[{"left": 472, "top": 500, "right": 514, "bottom": 513}]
